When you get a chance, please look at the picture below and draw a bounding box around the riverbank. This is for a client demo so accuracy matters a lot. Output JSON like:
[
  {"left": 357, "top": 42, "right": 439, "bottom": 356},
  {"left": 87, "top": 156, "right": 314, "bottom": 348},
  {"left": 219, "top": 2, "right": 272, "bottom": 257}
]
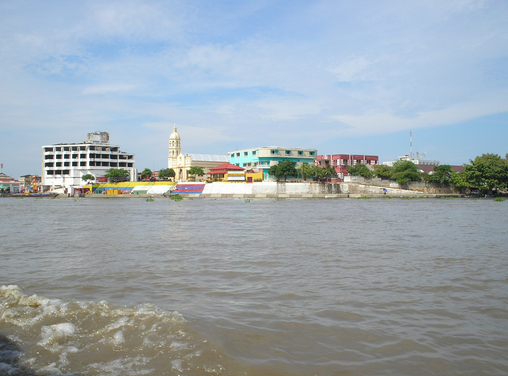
[{"left": 79, "top": 192, "right": 467, "bottom": 199}]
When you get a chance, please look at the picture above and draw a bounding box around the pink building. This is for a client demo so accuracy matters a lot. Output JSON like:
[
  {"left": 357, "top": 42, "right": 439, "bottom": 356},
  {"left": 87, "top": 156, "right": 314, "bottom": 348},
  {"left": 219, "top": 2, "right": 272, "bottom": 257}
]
[{"left": 316, "top": 154, "right": 379, "bottom": 180}]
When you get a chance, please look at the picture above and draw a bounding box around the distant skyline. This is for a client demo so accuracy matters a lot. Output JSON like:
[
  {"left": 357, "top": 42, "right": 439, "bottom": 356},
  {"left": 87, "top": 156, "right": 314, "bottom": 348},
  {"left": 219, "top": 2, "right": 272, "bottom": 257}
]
[{"left": 1, "top": 0, "right": 507, "bottom": 177}]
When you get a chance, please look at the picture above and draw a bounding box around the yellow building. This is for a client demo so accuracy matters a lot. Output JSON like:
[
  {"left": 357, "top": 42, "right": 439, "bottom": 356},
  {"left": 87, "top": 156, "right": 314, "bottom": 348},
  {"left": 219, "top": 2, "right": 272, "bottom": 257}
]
[{"left": 167, "top": 126, "right": 228, "bottom": 181}]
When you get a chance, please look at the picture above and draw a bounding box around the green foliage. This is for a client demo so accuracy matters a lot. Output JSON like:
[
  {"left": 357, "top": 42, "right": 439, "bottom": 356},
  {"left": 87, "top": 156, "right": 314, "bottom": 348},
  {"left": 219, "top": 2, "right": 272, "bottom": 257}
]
[
  {"left": 424, "top": 165, "right": 455, "bottom": 185},
  {"left": 158, "top": 168, "right": 175, "bottom": 180},
  {"left": 104, "top": 168, "right": 130, "bottom": 182},
  {"left": 81, "top": 174, "right": 95, "bottom": 183},
  {"left": 462, "top": 153, "right": 508, "bottom": 192},
  {"left": 187, "top": 166, "right": 205, "bottom": 176},
  {"left": 297, "top": 162, "right": 314, "bottom": 180},
  {"left": 373, "top": 165, "right": 393, "bottom": 179},
  {"left": 390, "top": 160, "right": 421, "bottom": 186},
  {"left": 310, "top": 164, "right": 336, "bottom": 181},
  {"left": 170, "top": 194, "right": 183, "bottom": 201},
  {"left": 146, "top": 197, "right": 154, "bottom": 202},
  {"left": 493, "top": 197, "right": 504, "bottom": 202},
  {"left": 450, "top": 171, "right": 470, "bottom": 192},
  {"left": 140, "top": 168, "right": 153, "bottom": 180},
  {"left": 269, "top": 160, "right": 298, "bottom": 181},
  {"left": 346, "top": 164, "right": 374, "bottom": 178}
]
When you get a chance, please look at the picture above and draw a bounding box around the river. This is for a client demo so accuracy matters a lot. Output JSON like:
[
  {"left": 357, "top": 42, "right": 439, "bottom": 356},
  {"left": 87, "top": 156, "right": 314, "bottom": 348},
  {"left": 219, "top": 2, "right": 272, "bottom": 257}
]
[{"left": 1, "top": 196, "right": 507, "bottom": 375}]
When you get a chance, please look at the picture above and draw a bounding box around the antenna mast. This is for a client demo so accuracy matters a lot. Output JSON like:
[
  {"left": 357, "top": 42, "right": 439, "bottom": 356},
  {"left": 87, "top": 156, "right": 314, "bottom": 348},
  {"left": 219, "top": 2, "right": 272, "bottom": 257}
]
[{"left": 410, "top": 132, "right": 413, "bottom": 158}]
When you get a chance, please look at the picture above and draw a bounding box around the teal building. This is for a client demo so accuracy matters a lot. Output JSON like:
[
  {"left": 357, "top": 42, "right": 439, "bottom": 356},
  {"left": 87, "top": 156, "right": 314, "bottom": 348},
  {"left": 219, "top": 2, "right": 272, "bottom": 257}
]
[{"left": 228, "top": 147, "right": 317, "bottom": 180}]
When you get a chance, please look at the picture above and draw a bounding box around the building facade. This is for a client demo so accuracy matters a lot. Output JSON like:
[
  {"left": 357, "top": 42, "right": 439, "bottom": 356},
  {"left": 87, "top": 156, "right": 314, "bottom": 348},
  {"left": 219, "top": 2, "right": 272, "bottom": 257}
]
[
  {"left": 229, "top": 147, "right": 317, "bottom": 180},
  {"left": 41, "top": 131, "right": 136, "bottom": 190},
  {"left": 167, "top": 126, "right": 228, "bottom": 181},
  {"left": 316, "top": 154, "right": 379, "bottom": 180}
]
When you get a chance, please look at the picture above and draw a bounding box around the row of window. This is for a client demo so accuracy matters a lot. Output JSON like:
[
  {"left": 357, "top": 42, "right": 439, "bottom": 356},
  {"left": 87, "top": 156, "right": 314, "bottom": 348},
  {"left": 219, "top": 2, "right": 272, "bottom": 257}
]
[
  {"left": 230, "top": 150, "right": 316, "bottom": 158},
  {"left": 44, "top": 146, "right": 120, "bottom": 152},
  {"left": 44, "top": 154, "right": 133, "bottom": 160},
  {"left": 44, "top": 162, "right": 133, "bottom": 168}
]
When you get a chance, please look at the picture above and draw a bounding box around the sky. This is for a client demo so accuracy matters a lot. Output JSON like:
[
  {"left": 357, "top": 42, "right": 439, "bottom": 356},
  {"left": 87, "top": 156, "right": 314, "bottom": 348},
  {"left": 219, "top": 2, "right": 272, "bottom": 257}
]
[{"left": 1, "top": 0, "right": 507, "bottom": 177}]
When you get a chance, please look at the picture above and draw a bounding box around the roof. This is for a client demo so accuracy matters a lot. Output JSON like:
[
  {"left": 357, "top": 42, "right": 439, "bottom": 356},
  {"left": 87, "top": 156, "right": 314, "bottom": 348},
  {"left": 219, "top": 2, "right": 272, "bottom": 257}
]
[
  {"left": 207, "top": 163, "right": 245, "bottom": 174},
  {"left": 188, "top": 154, "right": 228, "bottom": 162},
  {"left": 418, "top": 165, "right": 464, "bottom": 174}
]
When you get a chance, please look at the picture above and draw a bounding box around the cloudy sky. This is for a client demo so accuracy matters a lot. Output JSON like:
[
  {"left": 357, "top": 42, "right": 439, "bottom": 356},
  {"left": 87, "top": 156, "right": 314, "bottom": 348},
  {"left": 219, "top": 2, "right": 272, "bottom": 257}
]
[{"left": 1, "top": 0, "right": 507, "bottom": 177}]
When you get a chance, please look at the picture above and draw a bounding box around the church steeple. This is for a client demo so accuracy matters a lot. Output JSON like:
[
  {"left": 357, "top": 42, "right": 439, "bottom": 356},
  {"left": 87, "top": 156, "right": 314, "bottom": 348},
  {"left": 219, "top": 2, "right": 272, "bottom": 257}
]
[{"left": 169, "top": 125, "right": 181, "bottom": 157}]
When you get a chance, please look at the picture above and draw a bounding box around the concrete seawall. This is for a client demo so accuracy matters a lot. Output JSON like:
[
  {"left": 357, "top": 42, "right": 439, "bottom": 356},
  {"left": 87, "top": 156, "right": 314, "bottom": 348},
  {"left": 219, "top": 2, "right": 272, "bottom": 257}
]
[{"left": 78, "top": 182, "right": 465, "bottom": 199}]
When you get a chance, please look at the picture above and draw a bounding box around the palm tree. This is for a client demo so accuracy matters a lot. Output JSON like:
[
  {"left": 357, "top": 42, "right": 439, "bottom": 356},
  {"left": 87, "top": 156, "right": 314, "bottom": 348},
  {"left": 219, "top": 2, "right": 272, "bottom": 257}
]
[{"left": 298, "top": 163, "right": 313, "bottom": 181}]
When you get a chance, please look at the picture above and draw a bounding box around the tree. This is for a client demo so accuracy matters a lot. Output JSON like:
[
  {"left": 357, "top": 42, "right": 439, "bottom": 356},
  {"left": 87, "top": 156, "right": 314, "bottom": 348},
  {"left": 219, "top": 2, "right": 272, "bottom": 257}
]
[
  {"left": 424, "top": 165, "right": 455, "bottom": 185},
  {"left": 346, "top": 164, "right": 374, "bottom": 178},
  {"left": 105, "top": 168, "right": 130, "bottom": 182},
  {"left": 462, "top": 153, "right": 508, "bottom": 193},
  {"left": 451, "top": 170, "right": 471, "bottom": 193},
  {"left": 298, "top": 162, "right": 313, "bottom": 181},
  {"left": 81, "top": 174, "right": 95, "bottom": 184},
  {"left": 140, "top": 168, "right": 153, "bottom": 180},
  {"left": 390, "top": 160, "right": 421, "bottom": 186},
  {"left": 158, "top": 168, "right": 175, "bottom": 180},
  {"left": 322, "top": 164, "right": 337, "bottom": 181},
  {"left": 374, "top": 165, "right": 393, "bottom": 179},
  {"left": 311, "top": 164, "right": 327, "bottom": 180},
  {"left": 269, "top": 160, "right": 298, "bottom": 181},
  {"left": 187, "top": 166, "right": 205, "bottom": 180}
]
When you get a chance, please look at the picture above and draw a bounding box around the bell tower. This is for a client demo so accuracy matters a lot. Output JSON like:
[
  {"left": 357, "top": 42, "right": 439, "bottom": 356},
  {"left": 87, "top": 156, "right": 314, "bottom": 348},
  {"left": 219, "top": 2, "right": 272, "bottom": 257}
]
[{"left": 168, "top": 125, "right": 181, "bottom": 168}]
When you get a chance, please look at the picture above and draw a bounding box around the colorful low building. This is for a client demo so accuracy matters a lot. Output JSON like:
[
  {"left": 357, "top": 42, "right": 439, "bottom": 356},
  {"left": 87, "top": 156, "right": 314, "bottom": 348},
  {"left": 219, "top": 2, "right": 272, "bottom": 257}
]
[{"left": 207, "top": 163, "right": 245, "bottom": 182}]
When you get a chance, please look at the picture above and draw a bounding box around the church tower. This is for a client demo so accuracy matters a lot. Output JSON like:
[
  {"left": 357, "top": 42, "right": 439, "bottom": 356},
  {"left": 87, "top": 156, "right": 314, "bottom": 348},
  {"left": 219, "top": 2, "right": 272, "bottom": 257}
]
[{"left": 168, "top": 125, "right": 181, "bottom": 168}]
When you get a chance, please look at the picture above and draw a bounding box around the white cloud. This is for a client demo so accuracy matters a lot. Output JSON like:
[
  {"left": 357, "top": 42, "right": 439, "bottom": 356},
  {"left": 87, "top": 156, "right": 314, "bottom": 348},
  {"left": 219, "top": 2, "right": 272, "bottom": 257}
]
[{"left": 83, "top": 84, "right": 139, "bottom": 95}]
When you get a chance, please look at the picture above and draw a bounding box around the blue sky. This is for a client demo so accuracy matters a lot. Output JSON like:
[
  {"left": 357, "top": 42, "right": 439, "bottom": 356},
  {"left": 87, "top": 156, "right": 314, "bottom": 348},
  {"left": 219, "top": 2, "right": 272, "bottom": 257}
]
[{"left": 1, "top": 0, "right": 507, "bottom": 177}]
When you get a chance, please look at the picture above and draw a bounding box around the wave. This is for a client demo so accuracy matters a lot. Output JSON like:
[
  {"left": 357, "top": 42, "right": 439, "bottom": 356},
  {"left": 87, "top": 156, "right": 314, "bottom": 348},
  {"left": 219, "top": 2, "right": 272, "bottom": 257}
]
[{"left": 0, "top": 285, "right": 255, "bottom": 376}]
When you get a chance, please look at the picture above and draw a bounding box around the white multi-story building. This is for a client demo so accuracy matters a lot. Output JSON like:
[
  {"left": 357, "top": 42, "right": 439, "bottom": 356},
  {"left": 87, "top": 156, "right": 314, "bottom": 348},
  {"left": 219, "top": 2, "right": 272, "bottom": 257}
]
[{"left": 41, "top": 132, "right": 136, "bottom": 190}]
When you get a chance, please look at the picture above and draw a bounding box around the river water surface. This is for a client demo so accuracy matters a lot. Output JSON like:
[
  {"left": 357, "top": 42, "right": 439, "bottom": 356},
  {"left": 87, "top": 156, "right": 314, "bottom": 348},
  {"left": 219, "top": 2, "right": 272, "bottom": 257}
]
[{"left": 1, "top": 197, "right": 507, "bottom": 375}]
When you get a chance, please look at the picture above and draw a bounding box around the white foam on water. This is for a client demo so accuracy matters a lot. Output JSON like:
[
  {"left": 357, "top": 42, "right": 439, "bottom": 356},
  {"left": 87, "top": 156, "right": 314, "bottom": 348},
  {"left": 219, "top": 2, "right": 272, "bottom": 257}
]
[{"left": 0, "top": 285, "right": 239, "bottom": 376}]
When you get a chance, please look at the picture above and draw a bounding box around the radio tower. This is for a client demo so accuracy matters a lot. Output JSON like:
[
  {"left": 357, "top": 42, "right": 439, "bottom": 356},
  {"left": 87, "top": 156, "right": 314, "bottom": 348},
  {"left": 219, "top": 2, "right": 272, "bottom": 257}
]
[{"left": 410, "top": 132, "right": 413, "bottom": 158}]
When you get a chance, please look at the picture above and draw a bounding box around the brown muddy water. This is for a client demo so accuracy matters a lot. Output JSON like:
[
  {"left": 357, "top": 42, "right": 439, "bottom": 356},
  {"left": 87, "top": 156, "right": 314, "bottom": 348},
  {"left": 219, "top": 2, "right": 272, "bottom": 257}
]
[{"left": 1, "top": 196, "right": 507, "bottom": 376}]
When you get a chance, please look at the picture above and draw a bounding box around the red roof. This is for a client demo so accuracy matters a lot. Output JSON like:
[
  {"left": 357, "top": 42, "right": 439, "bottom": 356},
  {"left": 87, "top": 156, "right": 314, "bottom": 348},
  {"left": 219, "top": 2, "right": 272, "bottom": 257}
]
[{"left": 207, "top": 163, "right": 245, "bottom": 175}]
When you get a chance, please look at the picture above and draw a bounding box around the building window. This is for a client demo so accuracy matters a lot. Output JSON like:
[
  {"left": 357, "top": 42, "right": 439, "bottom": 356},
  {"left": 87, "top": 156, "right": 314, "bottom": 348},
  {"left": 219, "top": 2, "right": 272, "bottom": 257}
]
[
  {"left": 244, "top": 152, "right": 248, "bottom": 156},
  {"left": 64, "top": 162, "right": 70, "bottom": 167},
  {"left": 47, "top": 170, "right": 54, "bottom": 175},
  {"left": 64, "top": 147, "right": 70, "bottom": 151},
  {"left": 298, "top": 151, "right": 303, "bottom": 156},
  {"left": 56, "top": 162, "right": 62, "bottom": 167},
  {"left": 80, "top": 146, "right": 86, "bottom": 151},
  {"left": 62, "top": 170, "right": 70, "bottom": 174},
  {"left": 285, "top": 150, "right": 292, "bottom": 155},
  {"left": 80, "top": 154, "right": 86, "bottom": 158},
  {"left": 45, "top": 162, "right": 53, "bottom": 167},
  {"left": 45, "top": 155, "right": 54, "bottom": 160},
  {"left": 44, "top": 147, "right": 53, "bottom": 152},
  {"left": 252, "top": 150, "right": 257, "bottom": 155},
  {"left": 236, "top": 153, "right": 240, "bottom": 157},
  {"left": 271, "top": 150, "right": 279, "bottom": 155},
  {"left": 310, "top": 151, "right": 316, "bottom": 156},
  {"left": 72, "top": 162, "right": 78, "bottom": 166},
  {"left": 55, "top": 147, "right": 62, "bottom": 151},
  {"left": 72, "top": 146, "right": 78, "bottom": 151},
  {"left": 80, "top": 162, "right": 86, "bottom": 166},
  {"left": 56, "top": 155, "right": 62, "bottom": 159}
]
